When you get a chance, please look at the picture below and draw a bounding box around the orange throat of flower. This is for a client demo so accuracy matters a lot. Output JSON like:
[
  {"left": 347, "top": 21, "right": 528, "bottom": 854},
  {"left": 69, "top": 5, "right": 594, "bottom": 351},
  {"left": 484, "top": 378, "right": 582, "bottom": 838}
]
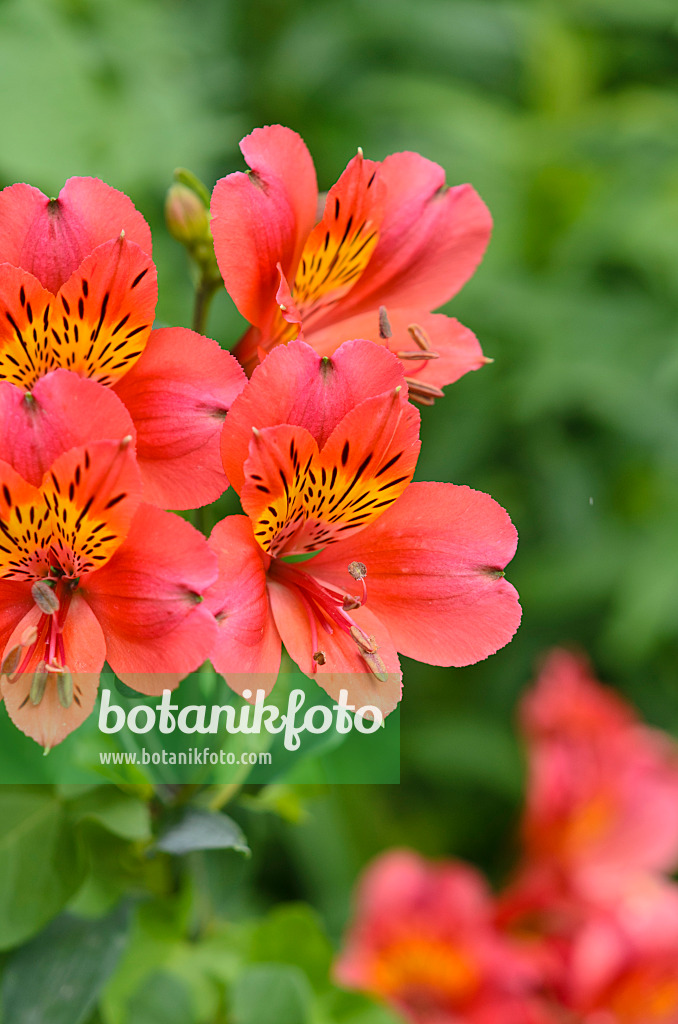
[{"left": 368, "top": 934, "right": 482, "bottom": 1013}]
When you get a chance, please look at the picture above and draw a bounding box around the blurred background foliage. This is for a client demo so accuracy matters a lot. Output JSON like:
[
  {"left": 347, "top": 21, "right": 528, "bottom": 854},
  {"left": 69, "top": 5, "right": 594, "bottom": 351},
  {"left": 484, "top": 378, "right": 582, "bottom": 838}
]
[{"left": 0, "top": 0, "right": 678, "bottom": 1020}]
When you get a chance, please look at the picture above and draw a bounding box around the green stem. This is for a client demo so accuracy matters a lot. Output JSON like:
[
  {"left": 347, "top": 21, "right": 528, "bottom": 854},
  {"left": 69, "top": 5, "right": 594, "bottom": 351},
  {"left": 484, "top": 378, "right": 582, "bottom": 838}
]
[
  {"left": 207, "top": 781, "right": 242, "bottom": 812},
  {"left": 192, "top": 275, "right": 219, "bottom": 335}
]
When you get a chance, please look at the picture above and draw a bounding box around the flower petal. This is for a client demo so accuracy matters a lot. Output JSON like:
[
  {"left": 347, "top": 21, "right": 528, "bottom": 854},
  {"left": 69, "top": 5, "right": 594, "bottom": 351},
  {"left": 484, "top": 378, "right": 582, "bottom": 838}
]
[
  {"left": 0, "top": 460, "right": 51, "bottom": 580},
  {"left": 0, "top": 369, "right": 136, "bottom": 486},
  {"left": 0, "top": 177, "right": 152, "bottom": 294},
  {"left": 81, "top": 504, "right": 218, "bottom": 695},
  {"left": 211, "top": 125, "right": 317, "bottom": 332},
  {"left": 0, "top": 579, "right": 34, "bottom": 666},
  {"left": 205, "top": 516, "right": 281, "bottom": 698},
  {"left": 222, "top": 338, "right": 406, "bottom": 493},
  {"left": 307, "top": 308, "right": 486, "bottom": 390},
  {"left": 291, "top": 152, "right": 385, "bottom": 328},
  {"left": 111, "top": 327, "right": 247, "bottom": 509},
  {"left": 42, "top": 438, "right": 143, "bottom": 576},
  {"left": 240, "top": 387, "right": 420, "bottom": 555},
  {"left": 1, "top": 594, "right": 106, "bottom": 748},
  {"left": 268, "top": 578, "right": 402, "bottom": 718},
  {"left": 311, "top": 481, "right": 521, "bottom": 666},
  {"left": 0, "top": 264, "right": 56, "bottom": 388},
  {"left": 337, "top": 152, "right": 492, "bottom": 317},
  {"left": 53, "top": 236, "right": 157, "bottom": 386}
]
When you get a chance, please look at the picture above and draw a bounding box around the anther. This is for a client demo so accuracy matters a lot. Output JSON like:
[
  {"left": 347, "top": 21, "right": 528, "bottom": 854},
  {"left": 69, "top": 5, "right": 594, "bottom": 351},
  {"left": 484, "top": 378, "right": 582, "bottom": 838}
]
[
  {"left": 396, "top": 350, "right": 440, "bottom": 361},
  {"left": 57, "top": 668, "right": 74, "bottom": 709},
  {"left": 31, "top": 580, "right": 59, "bottom": 615},
  {"left": 349, "top": 625, "right": 378, "bottom": 654},
  {"left": 312, "top": 651, "right": 326, "bottom": 666},
  {"left": 405, "top": 377, "right": 445, "bottom": 407},
  {"left": 1, "top": 645, "right": 23, "bottom": 681},
  {"left": 30, "top": 663, "right": 48, "bottom": 706},
  {"left": 361, "top": 647, "right": 389, "bottom": 683},
  {"left": 378, "top": 306, "right": 392, "bottom": 340},
  {"left": 342, "top": 595, "right": 361, "bottom": 611},
  {"left": 407, "top": 323, "right": 432, "bottom": 351},
  {"left": 348, "top": 561, "right": 367, "bottom": 581},
  {"left": 119, "top": 435, "right": 133, "bottom": 449}
]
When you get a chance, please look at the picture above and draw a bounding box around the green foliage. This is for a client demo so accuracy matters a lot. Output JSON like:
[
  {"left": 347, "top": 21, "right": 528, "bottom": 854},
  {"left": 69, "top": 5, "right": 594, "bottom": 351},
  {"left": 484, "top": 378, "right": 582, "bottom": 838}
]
[
  {"left": 155, "top": 808, "right": 250, "bottom": 857},
  {"left": 0, "top": 788, "right": 86, "bottom": 949},
  {"left": 1, "top": 905, "right": 130, "bottom": 1024}
]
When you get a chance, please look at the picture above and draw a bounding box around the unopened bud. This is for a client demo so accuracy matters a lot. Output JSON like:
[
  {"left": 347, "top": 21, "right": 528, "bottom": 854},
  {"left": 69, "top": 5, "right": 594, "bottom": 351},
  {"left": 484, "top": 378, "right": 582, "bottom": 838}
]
[
  {"left": 31, "top": 580, "right": 59, "bottom": 615},
  {"left": 57, "top": 668, "right": 74, "bottom": 709},
  {"left": 30, "top": 663, "right": 48, "bottom": 706},
  {"left": 165, "top": 183, "right": 210, "bottom": 248}
]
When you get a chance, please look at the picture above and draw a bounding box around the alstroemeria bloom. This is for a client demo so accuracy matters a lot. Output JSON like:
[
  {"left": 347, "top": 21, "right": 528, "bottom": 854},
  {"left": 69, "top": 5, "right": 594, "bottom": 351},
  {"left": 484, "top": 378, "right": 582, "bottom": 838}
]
[
  {"left": 0, "top": 177, "right": 247, "bottom": 508},
  {"left": 0, "top": 436, "right": 218, "bottom": 748},
  {"left": 519, "top": 649, "right": 678, "bottom": 879},
  {"left": 207, "top": 340, "right": 520, "bottom": 715},
  {"left": 550, "top": 874, "right": 678, "bottom": 1023},
  {"left": 335, "top": 851, "right": 538, "bottom": 1024},
  {"left": 211, "top": 125, "right": 491, "bottom": 401}
]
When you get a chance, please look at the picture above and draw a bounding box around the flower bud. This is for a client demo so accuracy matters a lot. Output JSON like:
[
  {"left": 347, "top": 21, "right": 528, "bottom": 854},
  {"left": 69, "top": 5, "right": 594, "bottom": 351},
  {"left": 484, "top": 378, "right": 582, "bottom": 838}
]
[{"left": 165, "top": 183, "right": 210, "bottom": 248}]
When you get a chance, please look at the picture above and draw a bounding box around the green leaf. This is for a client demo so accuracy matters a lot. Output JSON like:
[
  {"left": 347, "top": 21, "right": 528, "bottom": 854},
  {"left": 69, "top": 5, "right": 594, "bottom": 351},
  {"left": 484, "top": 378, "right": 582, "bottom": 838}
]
[
  {"left": 0, "top": 787, "right": 86, "bottom": 949},
  {"left": 67, "top": 786, "right": 152, "bottom": 842},
  {"left": 249, "top": 904, "right": 333, "bottom": 990},
  {"left": 231, "top": 964, "right": 313, "bottom": 1024},
  {"left": 125, "top": 970, "right": 196, "bottom": 1024},
  {"left": 1, "top": 904, "right": 130, "bottom": 1024},
  {"left": 155, "top": 807, "right": 250, "bottom": 856}
]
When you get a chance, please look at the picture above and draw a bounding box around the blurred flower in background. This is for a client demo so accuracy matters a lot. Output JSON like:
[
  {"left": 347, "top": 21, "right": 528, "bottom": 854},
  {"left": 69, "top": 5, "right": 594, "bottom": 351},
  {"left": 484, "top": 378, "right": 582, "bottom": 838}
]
[{"left": 338, "top": 651, "right": 678, "bottom": 1023}]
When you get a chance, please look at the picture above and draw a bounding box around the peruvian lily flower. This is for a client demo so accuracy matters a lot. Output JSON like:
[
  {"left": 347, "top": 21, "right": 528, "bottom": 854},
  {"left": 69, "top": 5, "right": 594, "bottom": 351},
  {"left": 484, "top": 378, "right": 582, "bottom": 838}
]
[
  {"left": 0, "top": 177, "right": 247, "bottom": 508},
  {"left": 210, "top": 125, "right": 492, "bottom": 402},
  {"left": 0, "top": 436, "right": 218, "bottom": 748},
  {"left": 334, "top": 850, "right": 539, "bottom": 1024},
  {"left": 207, "top": 340, "right": 520, "bottom": 715},
  {"left": 519, "top": 649, "right": 678, "bottom": 879}
]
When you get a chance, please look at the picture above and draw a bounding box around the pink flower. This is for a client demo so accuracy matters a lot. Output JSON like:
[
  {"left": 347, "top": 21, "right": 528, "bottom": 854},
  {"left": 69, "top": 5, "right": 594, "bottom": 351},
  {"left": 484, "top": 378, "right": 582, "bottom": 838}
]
[
  {"left": 0, "top": 429, "right": 217, "bottom": 748},
  {"left": 207, "top": 340, "right": 520, "bottom": 714},
  {"left": 0, "top": 177, "right": 247, "bottom": 508},
  {"left": 335, "top": 850, "right": 538, "bottom": 1024},
  {"left": 210, "top": 125, "right": 491, "bottom": 401},
  {"left": 518, "top": 649, "right": 678, "bottom": 878}
]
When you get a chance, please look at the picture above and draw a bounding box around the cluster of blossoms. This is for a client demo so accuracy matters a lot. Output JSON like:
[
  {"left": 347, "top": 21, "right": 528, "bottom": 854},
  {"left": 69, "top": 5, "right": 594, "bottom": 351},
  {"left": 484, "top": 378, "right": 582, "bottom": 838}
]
[
  {"left": 336, "top": 650, "right": 678, "bottom": 1024},
  {"left": 0, "top": 125, "right": 521, "bottom": 748}
]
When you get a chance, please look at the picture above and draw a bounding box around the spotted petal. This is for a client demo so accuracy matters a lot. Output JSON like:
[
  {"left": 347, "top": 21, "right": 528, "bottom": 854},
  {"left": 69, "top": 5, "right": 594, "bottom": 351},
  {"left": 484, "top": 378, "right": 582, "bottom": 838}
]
[
  {"left": 42, "top": 438, "right": 143, "bottom": 577},
  {"left": 222, "top": 339, "right": 407, "bottom": 494},
  {"left": 53, "top": 236, "right": 157, "bottom": 386},
  {"left": 0, "top": 264, "right": 55, "bottom": 389},
  {"left": 0, "top": 461, "right": 51, "bottom": 580},
  {"left": 0, "top": 440, "right": 141, "bottom": 582},
  {"left": 291, "top": 152, "right": 386, "bottom": 329},
  {"left": 241, "top": 387, "right": 420, "bottom": 556}
]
